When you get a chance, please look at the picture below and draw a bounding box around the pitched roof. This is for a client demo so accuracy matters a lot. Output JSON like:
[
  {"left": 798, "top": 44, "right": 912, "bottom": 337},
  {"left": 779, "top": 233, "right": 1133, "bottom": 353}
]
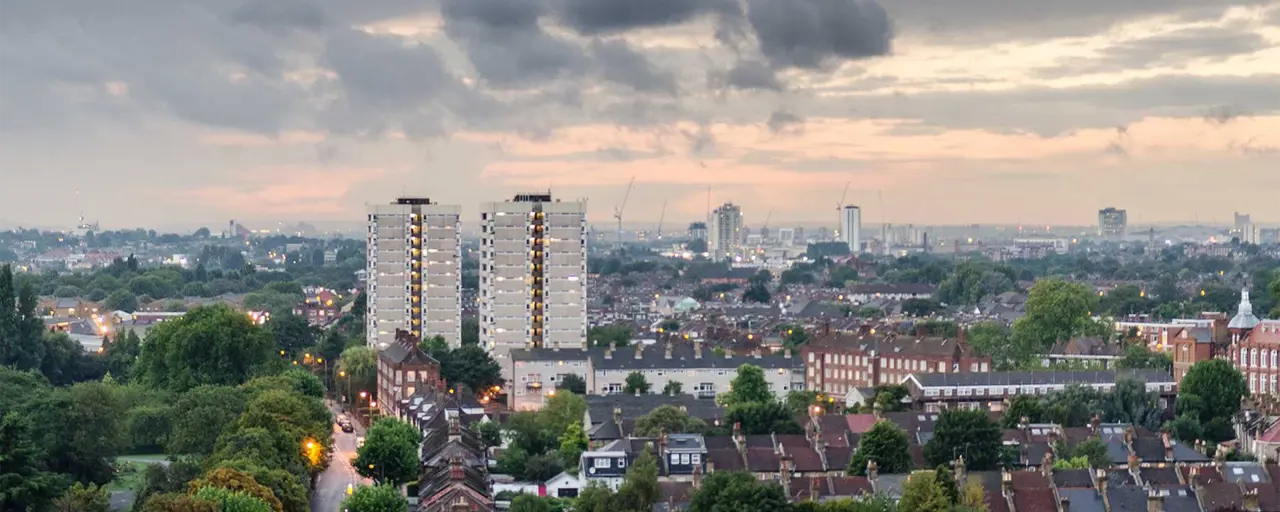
[
  {"left": 909, "top": 369, "right": 1175, "bottom": 388},
  {"left": 593, "top": 342, "right": 803, "bottom": 371}
]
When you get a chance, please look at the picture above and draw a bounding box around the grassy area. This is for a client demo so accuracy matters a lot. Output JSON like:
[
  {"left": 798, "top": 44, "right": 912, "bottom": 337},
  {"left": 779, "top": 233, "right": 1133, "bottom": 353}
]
[{"left": 106, "top": 454, "right": 167, "bottom": 493}]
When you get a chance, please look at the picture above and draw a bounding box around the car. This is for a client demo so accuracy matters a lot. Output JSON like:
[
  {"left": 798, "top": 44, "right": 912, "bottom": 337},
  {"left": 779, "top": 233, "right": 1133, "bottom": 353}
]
[{"left": 341, "top": 422, "right": 354, "bottom": 433}]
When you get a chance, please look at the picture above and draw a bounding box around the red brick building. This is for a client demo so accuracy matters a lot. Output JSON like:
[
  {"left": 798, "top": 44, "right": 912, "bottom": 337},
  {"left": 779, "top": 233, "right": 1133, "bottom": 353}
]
[
  {"left": 293, "top": 287, "right": 341, "bottom": 327},
  {"left": 801, "top": 328, "right": 990, "bottom": 399},
  {"left": 377, "top": 329, "right": 443, "bottom": 416}
]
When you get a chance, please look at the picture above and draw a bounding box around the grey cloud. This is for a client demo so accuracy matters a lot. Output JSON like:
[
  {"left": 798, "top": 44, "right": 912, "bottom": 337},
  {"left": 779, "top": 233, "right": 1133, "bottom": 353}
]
[
  {"left": 555, "top": 0, "right": 741, "bottom": 34},
  {"left": 709, "top": 60, "right": 784, "bottom": 91},
  {"left": 226, "top": 1, "right": 329, "bottom": 32},
  {"left": 1031, "top": 26, "right": 1270, "bottom": 78},
  {"left": 682, "top": 124, "right": 718, "bottom": 156},
  {"left": 1203, "top": 104, "right": 1250, "bottom": 124},
  {"left": 589, "top": 40, "right": 679, "bottom": 95},
  {"left": 744, "top": 0, "right": 893, "bottom": 69},
  {"left": 440, "top": 0, "right": 589, "bottom": 89},
  {"left": 440, "top": 0, "right": 544, "bottom": 29},
  {"left": 766, "top": 110, "right": 805, "bottom": 133}
]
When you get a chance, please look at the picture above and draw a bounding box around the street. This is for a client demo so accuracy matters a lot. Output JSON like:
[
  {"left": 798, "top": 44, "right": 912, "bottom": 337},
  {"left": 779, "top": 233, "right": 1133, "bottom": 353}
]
[{"left": 311, "top": 402, "right": 371, "bottom": 512}]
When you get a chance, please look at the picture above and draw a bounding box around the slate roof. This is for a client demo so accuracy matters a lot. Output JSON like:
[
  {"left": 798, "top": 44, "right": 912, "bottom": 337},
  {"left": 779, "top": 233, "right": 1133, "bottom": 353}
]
[
  {"left": 593, "top": 342, "right": 803, "bottom": 371},
  {"left": 849, "top": 283, "right": 936, "bottom": 295},
  {"left": 379, "top": 330, "right": 440, "bottom": 366},
  {"left": 584, "top": 395, "right": 724, "bottom": 425},
  {"left": 1140, "top": 467, "right": 1182, "bottom": 486},
  {"left": 1054, "top": 469, "right": 1094, "bottom": 489},
  {"left": 1222, "top": 462, "right": 1272, "bottom": 484},
  {"left": 509, "top": 348, "right": 592, "bottom": 362},
  {"left": 1012, "top": 488, "right": 1057, "bottom": 512},
  {"left": 1195, "top": 482, "right": 1243, "bottom": 511},
  {"left": 1059, "top": 488, "right": 1106, "bottom": 512}
]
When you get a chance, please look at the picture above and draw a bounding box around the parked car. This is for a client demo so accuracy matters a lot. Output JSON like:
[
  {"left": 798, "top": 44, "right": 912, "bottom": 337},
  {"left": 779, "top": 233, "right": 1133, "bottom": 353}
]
[{"left": 341, "top": 421, "right": 354, "bottom": 433}]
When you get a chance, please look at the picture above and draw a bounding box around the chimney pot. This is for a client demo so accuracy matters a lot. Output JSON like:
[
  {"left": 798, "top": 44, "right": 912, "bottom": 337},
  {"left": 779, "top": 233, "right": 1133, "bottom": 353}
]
[{"left": 1147, "top": 488, "right": 1164, "bottom": 512}]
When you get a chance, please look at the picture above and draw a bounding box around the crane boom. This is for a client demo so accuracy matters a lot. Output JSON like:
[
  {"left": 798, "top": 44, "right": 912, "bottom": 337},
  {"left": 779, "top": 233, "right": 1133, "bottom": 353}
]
[
  {"left": 836, "top": 181, "right": 851, "bottom": 210},
  {"left": 613, "top": 177, "right": 636, "bottom": 247},
  {"left": 657, "top": 200, "right": 667, "bottom": 240}
]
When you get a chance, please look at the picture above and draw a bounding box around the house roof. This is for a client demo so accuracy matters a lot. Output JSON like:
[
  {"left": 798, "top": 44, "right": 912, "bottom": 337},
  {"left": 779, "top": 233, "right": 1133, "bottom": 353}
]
[
  {"left": 593, "top": 342, "right": 802, "bottom": 371},
  {"left": 1059, "top": 489, "right": 1105, "bottom": 512},
  {"left": 909, "top": 369, "right": 1175, "bottom": 388},
  {"left": 849, "top": 283, "right": 936, "bottom": 295}
]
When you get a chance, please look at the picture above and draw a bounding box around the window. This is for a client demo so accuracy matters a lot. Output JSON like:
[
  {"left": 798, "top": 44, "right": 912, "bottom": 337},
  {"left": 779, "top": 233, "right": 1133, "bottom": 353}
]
[
  {"left": 619, "top": 458, "right": 627, "bottom": 468},
  {"left": 594, "top": 458, "right": 611, "bottom": 469},
  {"left": 691, "top": 454, "right": 701, "bottom": 464},
  {"left": 680, "top": 454, "right": 690, "bottom": 464},
  {"left": 670, "top": 454, "right": 680, "bottom": 465}
]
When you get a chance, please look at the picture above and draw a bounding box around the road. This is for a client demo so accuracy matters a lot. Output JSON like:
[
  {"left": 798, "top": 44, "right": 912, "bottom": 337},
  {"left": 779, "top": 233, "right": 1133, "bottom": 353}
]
[{"left": 311, "top": 402, "right": 371, "bottom": 512}]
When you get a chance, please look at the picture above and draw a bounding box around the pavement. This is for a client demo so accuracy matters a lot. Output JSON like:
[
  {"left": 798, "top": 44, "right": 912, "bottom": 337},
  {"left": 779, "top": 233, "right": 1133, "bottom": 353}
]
[{"left": 311, "top": 400, "right": 372, "bottom": 512}]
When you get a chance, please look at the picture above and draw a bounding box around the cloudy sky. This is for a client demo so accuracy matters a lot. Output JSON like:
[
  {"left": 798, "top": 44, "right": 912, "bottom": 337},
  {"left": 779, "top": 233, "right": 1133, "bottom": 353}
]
[{"left": 2, "top": 0, "right": 1278, "bottom": 231}]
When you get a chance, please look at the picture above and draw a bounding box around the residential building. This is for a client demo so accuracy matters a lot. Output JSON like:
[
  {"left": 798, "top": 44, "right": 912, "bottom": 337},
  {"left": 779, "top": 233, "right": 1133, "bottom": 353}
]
[
  {"left": 1044, "top": 337, "right": 1124, "bottom": 369},
  {"left": 846, "top": 283, "right": 936, "bottom": 303},
  {"left": 480, "top": 193, "right": 588, "bottom": 378},
  {"left": 688, "top": 222, "right": 707, "bottom": 241},
  {"left": 1098, "top": 207, "right": 1128, "bottom": 238},
  {"left": 841, "top": 206, "right": 861, "bottom": 253},
  {"left": 366, "top": 197, "right": 462, "bottom": 349},
  {"left": 293, "top": 286, "right": 341, "bottom": 327},
  {"left": 802, "top": 329, "right": 989, "bottom": 402},
  {"left": 708, "top": 203, "right": 743, "bottom": 262},
  {"left": 902, "top": 370, "right": 1177, "bottom": 412},
  {"left": 376, "top": 329, "right": 443, "bottom": 417},
  {"left": 397, "top": 390, "right": 495, "bottom": 512},
  {"left": 505, "top": 348, "right": 592, "bottom": 410}
]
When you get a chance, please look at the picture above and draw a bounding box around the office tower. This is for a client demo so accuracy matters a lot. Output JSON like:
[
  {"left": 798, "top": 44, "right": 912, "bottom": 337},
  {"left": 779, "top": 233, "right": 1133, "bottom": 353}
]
[
  {"left": 708, "top": 203, "right": 743, "bottom": 262},
  {"left": 1097, "top": 207, "right": 1128, "bottom": 238},
  {"left": 688, "top": 222, "right": 708, "bottom": 240},
  {"left": 366, "top": 197, "right": 462, "bottom": 349},
  {"left": 777, "top": 228, "right": 796, "bottom": 246},
  {"left": 480, "top": 193, "right": 587, "bottom": 366},
  {"left": 1234, "top": 212, "right": 1252, "bottom": 235},
  {"left": 841, "top": 205, "right": 862, "bottom": 253}
]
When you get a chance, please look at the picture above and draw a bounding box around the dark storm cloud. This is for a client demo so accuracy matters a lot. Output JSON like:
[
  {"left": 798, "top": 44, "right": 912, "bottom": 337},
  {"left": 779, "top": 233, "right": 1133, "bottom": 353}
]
[
  {"left": 766, "top": 110, "right": 805, "bottom": 133},
  {"left": 440, "top": 0, "right": 592, "bottom": 89},
  {"left": 555, "top": 0, "right": 742, "bottom": 34},
  {"left": 440, "top": 0, "right": 545, "bottom": 29},
  {"left": 1031, "top": 26, "right": 1270, "bottom": 78},
  {"left": 744, "top": 0, "right": 894, "bottom": 69},
  {"left": 589, "top": 40, "right": 679, "bottom": 95},
  {"left": 708, "top": 60, "right": 784, "bottom": 91}
]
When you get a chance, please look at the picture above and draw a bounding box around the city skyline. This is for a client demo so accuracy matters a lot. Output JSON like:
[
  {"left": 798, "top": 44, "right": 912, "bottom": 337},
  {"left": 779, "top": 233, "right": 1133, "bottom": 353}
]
[{"left": 3, "top": 0, "right": 1278, "bottom": 228}]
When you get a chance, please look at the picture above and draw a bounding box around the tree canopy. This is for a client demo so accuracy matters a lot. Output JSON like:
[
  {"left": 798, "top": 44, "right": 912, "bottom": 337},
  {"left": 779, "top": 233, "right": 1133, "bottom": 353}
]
[{"left": 134, "top": 305, "right": 274, "bottom": 392}]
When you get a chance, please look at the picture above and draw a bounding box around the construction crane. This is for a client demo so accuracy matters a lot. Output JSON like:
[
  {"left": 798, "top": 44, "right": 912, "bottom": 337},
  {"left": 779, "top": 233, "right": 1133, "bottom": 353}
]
[
  {"left": 761, "top": 209, "right": 773, "bottom": 244},
  {"left": 657, "top": 200, "right": 668, "bottom": 240},
  {"left": 613, "top": 176, "right": 636, "bottom": 247},
  {"left": 835, "top": 181, "right": 851, "bottom": 211}
]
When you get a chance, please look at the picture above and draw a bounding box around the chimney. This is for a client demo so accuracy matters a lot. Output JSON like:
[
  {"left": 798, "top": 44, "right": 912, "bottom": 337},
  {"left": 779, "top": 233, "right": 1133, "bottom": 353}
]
[
  {"left": 1243, "top": 483, "right": 1260, "bottom": 511},
  {"left": 1000, "top": 470, "right": 1013, "bottom": 497},
  {"left": 1042, "top": 451, "right": 1055, "bottom": 479},
  {"left": 1019, "top": 416, "right": 1030, "bottom": 436},
  {"left": 823, "top": 319, "right": 832, "bottom": 336},
  {"left": 605, "top": 347, "right": 612, "bottom": 359},
  {"left": 1124, "top": 426, "right": 1135, "bottom": 449},
  {"left": 635, "top": 344, "right": 643, "bottom": 359},
  {"left": 816, "top": 437, "right": 828, "bottom": 459},
  {"left": 692, "top": 462, "right": 704, "bottom": 489},
  {"left": 753, "top": 349, "right": 762, "bottom": 359},
  {"left": 659, "top": 430, "right": 669, "bottom": 454},
  {"left": 784, "top": 348, "right": 792, "bottom": 359},
  {"left": 866, "top": 460, "right": 879, "bottom": 483},
  {"left": 872, "top": 400, "right": 883, "bottom": 420},
  {"left": 809, "top": 475, "right": 820, "bottom": 500},
  {"left": 706, "top": 458, "right": 715, "bottom": 476},
  {"left": 1089, "top": 414, "right": 1101, "bottom": 434},
  {"left": 779, "top": 455, "right": 793, "bottom": 490},
  {"left": 613, "top": 405, "right": 622, "bottom": 427},
  {"left": 1162, "top": 432, "right": 1173, "bottom": 462},
  {"left": 733, "top": 422, "right": 745, "bottom": 455},
  {"left": 1060, "top": 496, "right": 1071, "bottom": 512},
  {"left": 694, "top": 342, "right": 702, "bottom": 359},
  {"left": 664, "top": 342, "right": 673, "bottom": 360},
  {"left": 957, "top": 326, "right": 967, "bottom": 346},
  {"left": 804, "top": 420, "right": 816, "bottom": 442},
  {"left": 1127, "top": 453, "right": 1139, "bottom": 474},
  {"left": 1096, "top": 469, "right": 1110, "bottom": 511},
  {"left": 449, "top": 455, "right": 464, "bottom": 482},
  {"left": 1146, "top": 488, "right": 1163, "bottom": 512},
  {"left": 1213, "top": 444, "right": 1226, "bottom": 474}
]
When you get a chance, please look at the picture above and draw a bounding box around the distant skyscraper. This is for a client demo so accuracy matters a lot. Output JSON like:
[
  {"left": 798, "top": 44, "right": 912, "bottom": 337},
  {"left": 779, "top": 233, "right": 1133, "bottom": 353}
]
[
  {"left": 688, "top": 222, "right": 708, "bottom": 240},
  {"left": 841, "top": 206, "right": 862, "bottom": 253},
  {"left": 479, "top": 193, "right": 587, "bottom": 370},
  {"left": 1234, "top": 212, "right": 1252, "bottom": 234},
  {"left": 777, "top": 228, "right": 796, "bottom": 247},
  {"left": 708, "top": 203, "right": 743, "bottom": 262},
  {"left": 1098, "top": 207, "right": 1128, "bottom": 238},
  {"left": 366, "top": 197, "right": 462, "bottom": 349}
]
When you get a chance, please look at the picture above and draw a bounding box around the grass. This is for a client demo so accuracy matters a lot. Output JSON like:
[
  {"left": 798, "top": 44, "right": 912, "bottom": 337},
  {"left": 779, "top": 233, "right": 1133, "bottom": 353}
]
[{"left": 106, "top": 454, "right": 167, "bottom": 493}]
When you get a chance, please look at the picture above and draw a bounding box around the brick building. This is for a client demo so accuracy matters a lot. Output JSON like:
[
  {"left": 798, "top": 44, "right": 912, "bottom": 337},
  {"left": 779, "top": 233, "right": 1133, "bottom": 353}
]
[
  {"left": 801, "top": 327, "right": 990, "bottom": 402},
  {"left": 377, "top": 329, "right": 443, "bottom": 416}
]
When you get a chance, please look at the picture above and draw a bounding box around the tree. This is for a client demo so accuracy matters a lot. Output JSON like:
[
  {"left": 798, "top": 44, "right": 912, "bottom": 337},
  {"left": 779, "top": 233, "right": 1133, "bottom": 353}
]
[
  {"left": 719, "top": 364, "right": 772, "bottom": 406},
  {"left": 103, "top": 330, "right": 143, "bottom": 381},
  {"left": 0, "top": 268, "right": 44, "bottom": 371},
  {"left": 871, "top": 385, "right": 911, "bottom": 413},
  {"left": 898, "top": 471, "right": 951, "bottom": 512},
  {"left": 139, "top": 493, "right": 218, "bottom": 512},
  {"left": 724, "top": 401, "right": 803, "bottom": 436},
  {"left": 188, "top": 467, "right": 283, "bottom": 512},
  {"left": 0, "top": 411, "right": 66, "bottom": 512},
  {"left": 134, "top": 305, "right": 274, "bottom": 392},
  {"left": 169, "top": 385, "right": 248, "bottom": 455},
  {"left": 848, "top": 421, "right": 912, "bottom": 475},
  {"left": 509, "top": 495, "right": 563, "bottom": 512},
  {"left": 1000, "top": 396, "right": 1045, "bottom": 428},
  {"left": 316, "top": 330, "right": 349, "bottom": 366},
  {"left": 623, "top": 372, "right": 651, "bottom": 395},
  {"left": 662, "top": 380, "right": 684, "bottom": 396},
  {"left": 572, "top": 482, "right": 615, "bottom": 512},
  {"left": 24, "top": 382, "right": 128, "bottom": 484},
  {"left": 193, "top": 486, "right": 274, "bottom": 512},
  {"left": 558, "top": 422, "right": 588, "bottom": 470},
  {"left": 1179, "top": 359, "right": 1248, "bottom": 426},
  {"left": 477, "top": 421, "right": 503, "bottom": 449},
  {"left": 1101, "top": 377, "right": 1162, "bottom": 431},
  {"left": 924, "top": 409, "right": 1001, "bottom": 471},
  {"left": 1043, "top": 385, "right": 1104, "bottom": 427},
  {"left": 440, "top": 345, "right": 503, "bottom": 393},
  {"left": 633, "top": 405, "right": 707, "bottom": 437},
  {"left": 266, "top": 312, "right": 317, "bottom": 358},
  {"left": 687, "top": 471, "right": 789, "bottom": 512},
  {"left": 1072, "top": 438, "right": 1111, "bottom": 469},
  {"left": 419, "top": 335, "right": 449, "bottom": 359},
  {"left": 960, "top": 480, "right": 988, "bottom": 512},
  {"left": 1013, "top": 279, "right": 1099, "bottom": 350},
  {"left": 52, "top": 482, "right": 110, "bottom": 512},
  {"left": 1116, "top": 344, "right": 1172, "bottom": 370},
  {"left": 588, "top": 325, "right": 632, "bottom": 348},
  {"left": 934, "top": 465, "right": 959, "bottom": 505},
  {"left": 1167, "top": 414, "right": 1204, "bottom": 443},
  {"left": 104, "top": 289, "right": 140, "bottom": 313},
  {"left": 614, "top": 450, "right": 662, "bottom": 512},
  {"left": 901, "top": 299, "right": 943, "bottom": 317},
  {"left": 341, "top": 485, "right": 404, "bottom": 512}
]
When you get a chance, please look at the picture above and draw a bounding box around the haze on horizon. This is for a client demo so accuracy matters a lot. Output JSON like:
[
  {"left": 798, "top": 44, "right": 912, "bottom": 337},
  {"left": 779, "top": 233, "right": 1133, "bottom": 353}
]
[{"left": 2, "top": 0, "right": 1278, "bottom": 230}]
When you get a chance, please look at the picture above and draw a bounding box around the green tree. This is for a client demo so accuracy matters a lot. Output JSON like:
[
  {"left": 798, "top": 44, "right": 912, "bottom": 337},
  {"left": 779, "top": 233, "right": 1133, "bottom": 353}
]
[
  {"left": 615, "top": 451, "right": 661, "bottom": 512},
  {"left": 898, "top": 471, "right": 951, "bottom": 512},
  {"left": 1012, "top": 279, "right": 1099, "bottom": 350},
  {"left": 51, "top": 482, "right": 110, "bottom": 512},
  {"left": 934, "top": 465, "right": 959, "bottom": 505},
  {"left": 316, "top": 330, "right": 349, "bottom": 366},
  {"left": 1000, "top": 396, "right": 1045, "bottom": 428},
  {"left": 687, "top": 471, "right": 789, "bottom": 512},
  {"left": 1043, "top": 385, "right": 1104, "bottom": 427},
  {"left": 719, "top": 364, "right": 772, "bottom": 406},
  {"left": 169, "top": 386, "right": 249, "bottom": 455},
  {"left": 1101, "top": 377, "right": 1162, "bottom": 431},
  {"left": 104, "top": 289, "right": 140, "bottom": 313},
  {"left": 724, "top": 401, "right": 802, "bottom": 436},
  {"left": 661, "top": 380, "right": 683, "bottom": 396},
  {"left": 587, "top": 325, "right": 632, "bottom": 348},
  {"left": 0, "top": 268, "right": 45, "bottom": 370},
  {"left": 1179, "top": 359, "right": 1248, "bottom": 426},
  {"left": 265, "top": 312, "right": 317, "bottom": 359},
  {"left": 477, "top": 421, "right": 503, "bottom": 449},
  {"left": 1166, "top": 414, "right": 1204, "bottom": 443},
  {"left": 848, "top": 421, "right": 912, "bottom": 476},
  {"left": 25, "top": 382, "right": 128, "bottom": 484},
  {"left": 923, "top": 409, "right": 1002, "bottom": 471},
  {"left": 439, "top": 345, "right": 503, "bottom": 393},
  {"left": 134, "top": 305, "right": 274, "bottom": 392},
  {"left": 1072, "top": 438, "right": 1111, "bottom": 469},
  {"left": 1116, "top": 344, "right": 1172, "bottom": 370},
  {"left": 126, "top": 404, "right": 174, "bottom": 454},
  {"left": 189, "top": 467, "right": 284, "bottom": 512},
  {"left": 633, "top": 405, "right": 707, "bottom": 437},
  {"left": 354, "top": 419, "right": 419, "bottom": 485},
  {"left": 103, "top": 330, "right": 143, "bottom": 381},
  {"left": 337, "top": 346, "right": 378, "bottom": 404},
  {"left": 0, "top": 411, "right": 67, "bottom": 512},
  {"left": 558, "top": 422, "right": 589, "bottom": 471},
  {"left": 138, "top": 493, "right": 218, "bottom": 512},
  {"left": 193, "top": 486, "right": 274, "bottom": 512},
  {"left": 572, "top": 482, "right": 615, "bottom": 512},
  {"left": 623, "top": 372, "right": 651, "bottom": 395}
]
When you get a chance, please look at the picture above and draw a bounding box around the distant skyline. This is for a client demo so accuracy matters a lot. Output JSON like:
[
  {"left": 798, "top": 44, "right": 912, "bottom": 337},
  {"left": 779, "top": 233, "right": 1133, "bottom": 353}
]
[{"left": 3, "top": 0, "right": 1278, "bottom": 229}]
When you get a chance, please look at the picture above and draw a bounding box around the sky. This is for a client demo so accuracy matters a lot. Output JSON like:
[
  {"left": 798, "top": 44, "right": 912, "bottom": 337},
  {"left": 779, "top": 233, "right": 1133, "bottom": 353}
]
[{"left": 2, "top": 0, "right": 1279, "bottom": 231}]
